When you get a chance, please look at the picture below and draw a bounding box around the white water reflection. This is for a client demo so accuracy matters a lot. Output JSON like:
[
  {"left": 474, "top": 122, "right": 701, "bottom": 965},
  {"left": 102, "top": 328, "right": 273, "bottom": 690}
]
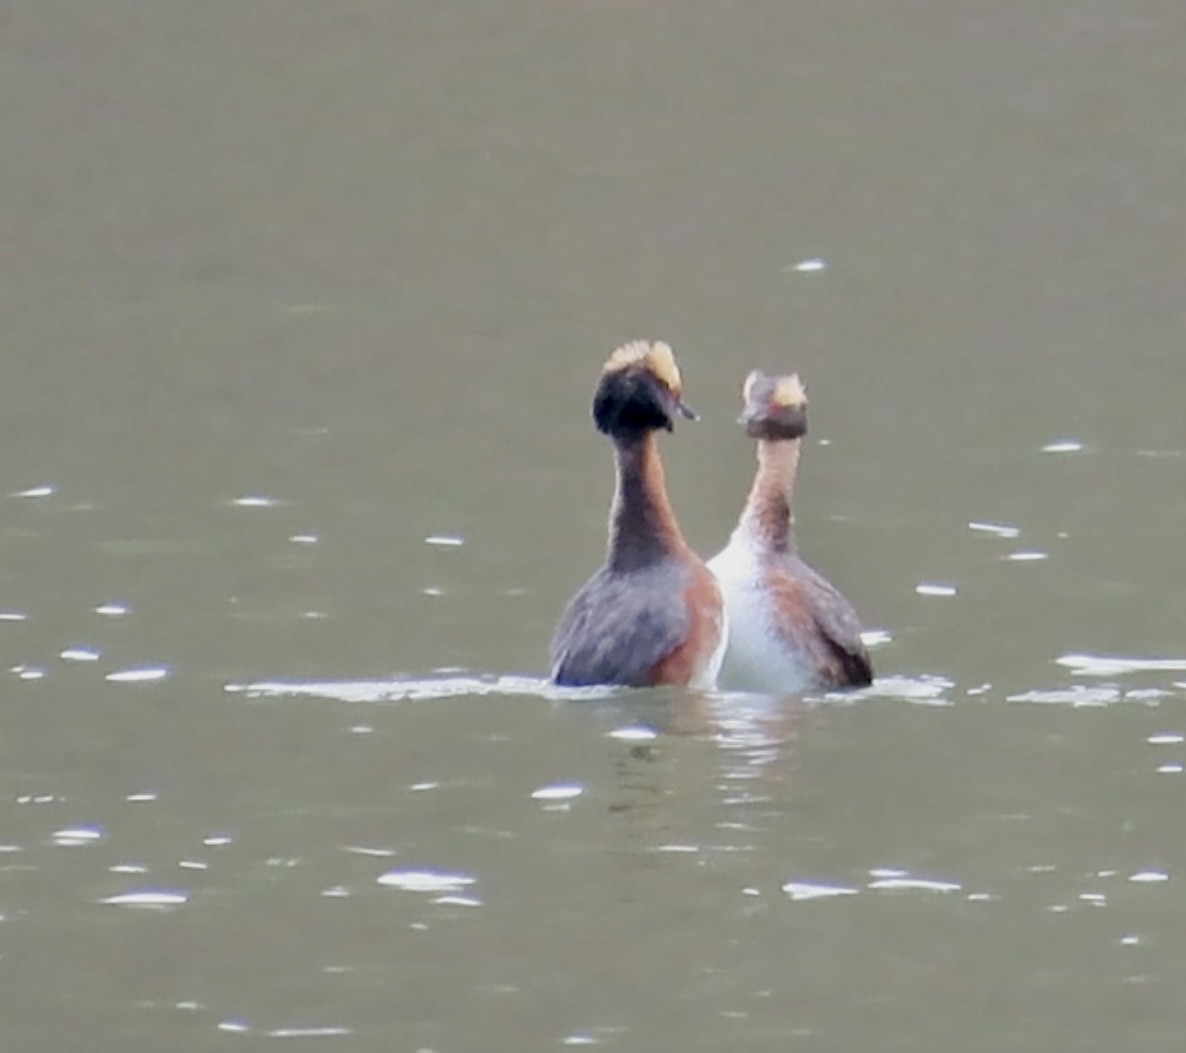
[
  {"left": 783, "top": 873, "right": 963, "bottom": 899},
  {"left": 60, "top": 647, "right": 101, "bottom": 662},
  {"left": 226, "top": 674, "right": 617, "bottom": 704},
  {"left": 867, "top": 876, "right": 961, "bottom": 893},
  {"left": 267, "top": 1026, "right": 354, "bottom": 1038},
  {"left": 782, "top": 881, "right": 859, "bottom": 901},
  {"left": 101, "top": 891, "right": 189, "bottom": 908},
  {"left": 1008, "top": 686, "right": 1120, "bottom": 706},
  {"left": 968, "top": 520, "right": 1021, "bottom": 539},
  {"left": 52, "top": 825, "right": 102, "bottom": 846},
  {"left": 859, "top": 674, "right": 955, "bottom": 704},
  {"left": 1057, "top": 653, "right": 1186, "bottom": 677},
  {"left": 105, "top": 667, "right": 170, "bottom": 683},
  {"left": 377, "top": 868, "right": 477, "bottom": 893},
  {"left": 788, "top": 256, "right": 828, "bottom": 273},
  {"left": 227, "top": 671, "right": 960, "bottom": 711},
  {"left": 606, "top": 725, "right": 658, "bottom": 743},
  {"left": 531, "top": 783, "right": 584, "bottom": 801},
  {"left": 425, "top": 534, "right": 465, "bottom": 547}
]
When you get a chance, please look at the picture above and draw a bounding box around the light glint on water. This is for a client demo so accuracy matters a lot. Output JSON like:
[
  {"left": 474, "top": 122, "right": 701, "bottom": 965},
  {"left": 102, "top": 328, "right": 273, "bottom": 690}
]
[{"left": 377, "top": 869, "right": 476, "bottom": 893}]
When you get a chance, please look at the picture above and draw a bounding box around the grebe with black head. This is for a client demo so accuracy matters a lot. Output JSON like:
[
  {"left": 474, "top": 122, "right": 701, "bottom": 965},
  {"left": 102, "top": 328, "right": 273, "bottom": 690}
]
[
  {"left": 549, "top": 341, "right": 726, "bottom": 689},
  {"left": 708, "top": 370, "right": 872, "bottom": 693}
]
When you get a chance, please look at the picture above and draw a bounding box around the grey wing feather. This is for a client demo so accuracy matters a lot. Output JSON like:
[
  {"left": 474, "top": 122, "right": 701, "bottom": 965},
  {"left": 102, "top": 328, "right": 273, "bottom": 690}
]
[
  {"left": 794, "top": 559, "right": 874, "bottom": 686},
  {"left": 549, "top": 566, "right": 688, "bottom": 687}
]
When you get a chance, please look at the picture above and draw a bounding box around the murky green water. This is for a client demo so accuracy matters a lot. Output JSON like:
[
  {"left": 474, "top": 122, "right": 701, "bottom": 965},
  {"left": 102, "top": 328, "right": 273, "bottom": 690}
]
[{"left": 3, "top": 2, "right": 1186, "bottom": 1049}]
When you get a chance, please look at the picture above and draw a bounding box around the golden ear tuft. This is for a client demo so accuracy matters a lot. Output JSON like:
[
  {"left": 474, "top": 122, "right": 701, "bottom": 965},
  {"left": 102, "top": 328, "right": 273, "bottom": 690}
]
[
  {"left": 604, "top": 340, "right": 650, "bottom": 373},
  {"left": 642, "top": 341, "right": 681, "bottom": 393},
  {"left": 770, "top": 373, "right": 807, "bottom": 409},
  {"left": 603, "top": 340, "right": 683, "bottom": 393}
]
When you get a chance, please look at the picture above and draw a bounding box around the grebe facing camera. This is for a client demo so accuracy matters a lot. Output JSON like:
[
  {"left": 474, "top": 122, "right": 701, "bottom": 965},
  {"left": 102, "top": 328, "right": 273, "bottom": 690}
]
[
  {"left": 708, "top": 370, "right": 872, "bottom": 693},
  {"left": 550, "top": 341, "right": 725, "bottom": 689}
]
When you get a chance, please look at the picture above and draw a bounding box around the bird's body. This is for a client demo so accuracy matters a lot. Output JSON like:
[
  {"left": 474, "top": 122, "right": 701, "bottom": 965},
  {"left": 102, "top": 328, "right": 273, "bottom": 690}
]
[
  {"left": 550, "top": 341, "right": 725, "bottom": 689},
  {"left": 709, "top": 371, "right": 871, "bottom": 694}
]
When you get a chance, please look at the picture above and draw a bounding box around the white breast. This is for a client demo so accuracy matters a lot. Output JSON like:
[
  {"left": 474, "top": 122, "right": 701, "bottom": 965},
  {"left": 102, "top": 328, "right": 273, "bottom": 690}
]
[{"left": 707, "top": 532, "right": 815, "bottom": 695}]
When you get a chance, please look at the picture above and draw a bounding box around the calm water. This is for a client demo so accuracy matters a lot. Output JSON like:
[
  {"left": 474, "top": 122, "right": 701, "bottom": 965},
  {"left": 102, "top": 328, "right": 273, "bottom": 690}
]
[{"left": 2, "top": 1, "right": 1186, "bottom": 1049}]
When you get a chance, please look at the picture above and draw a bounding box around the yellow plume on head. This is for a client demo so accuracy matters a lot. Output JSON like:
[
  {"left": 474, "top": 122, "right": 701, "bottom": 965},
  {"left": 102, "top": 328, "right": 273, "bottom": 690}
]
[
  {"left": 770, "top": 373, "right": 807, "bottom": 409},
  {"left": 603, "top": 340, "right": 682, "bottom": 394}
]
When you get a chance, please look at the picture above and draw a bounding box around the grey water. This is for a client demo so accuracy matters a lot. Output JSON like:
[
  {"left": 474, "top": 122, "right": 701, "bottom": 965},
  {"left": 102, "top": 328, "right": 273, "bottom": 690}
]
[{"left": 2, "top": 1, "right": 1186, "bottom": 1050}]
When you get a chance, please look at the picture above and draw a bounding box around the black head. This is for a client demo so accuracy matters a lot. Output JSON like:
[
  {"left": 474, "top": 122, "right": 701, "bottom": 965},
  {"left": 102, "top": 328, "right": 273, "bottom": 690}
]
[
  {"left": 592, "top": 341, "right": 696, "bottom": 438},
  {"left": 740, "top": 369, "right": 808, "bottom": 440}
]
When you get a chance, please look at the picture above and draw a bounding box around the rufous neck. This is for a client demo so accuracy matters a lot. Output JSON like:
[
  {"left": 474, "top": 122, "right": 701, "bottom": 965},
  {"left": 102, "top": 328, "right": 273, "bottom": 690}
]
[
  {"left": 737, "top": 438, "right": 801, "bottom": 552},
  {"left": 607, "top": 432, "right": 686, "bottom": 570}
]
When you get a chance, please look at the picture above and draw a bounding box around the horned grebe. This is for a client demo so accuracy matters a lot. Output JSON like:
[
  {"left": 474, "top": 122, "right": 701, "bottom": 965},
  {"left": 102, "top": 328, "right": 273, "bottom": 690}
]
[
  {"left": 708, "top": 370, "right": 872, "bottom": 693},
  {"left": 550, "top": 341, "right": 726, "bottom": 689}
]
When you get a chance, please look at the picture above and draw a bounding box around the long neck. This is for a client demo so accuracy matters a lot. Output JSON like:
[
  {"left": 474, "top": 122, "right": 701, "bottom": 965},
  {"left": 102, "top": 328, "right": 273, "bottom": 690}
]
[
  {"left": 737, "top": 438, "right": 801, "bottom": 552},
  {"left": 607, "top": 432, "right": 686, "bottom": 570}
]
